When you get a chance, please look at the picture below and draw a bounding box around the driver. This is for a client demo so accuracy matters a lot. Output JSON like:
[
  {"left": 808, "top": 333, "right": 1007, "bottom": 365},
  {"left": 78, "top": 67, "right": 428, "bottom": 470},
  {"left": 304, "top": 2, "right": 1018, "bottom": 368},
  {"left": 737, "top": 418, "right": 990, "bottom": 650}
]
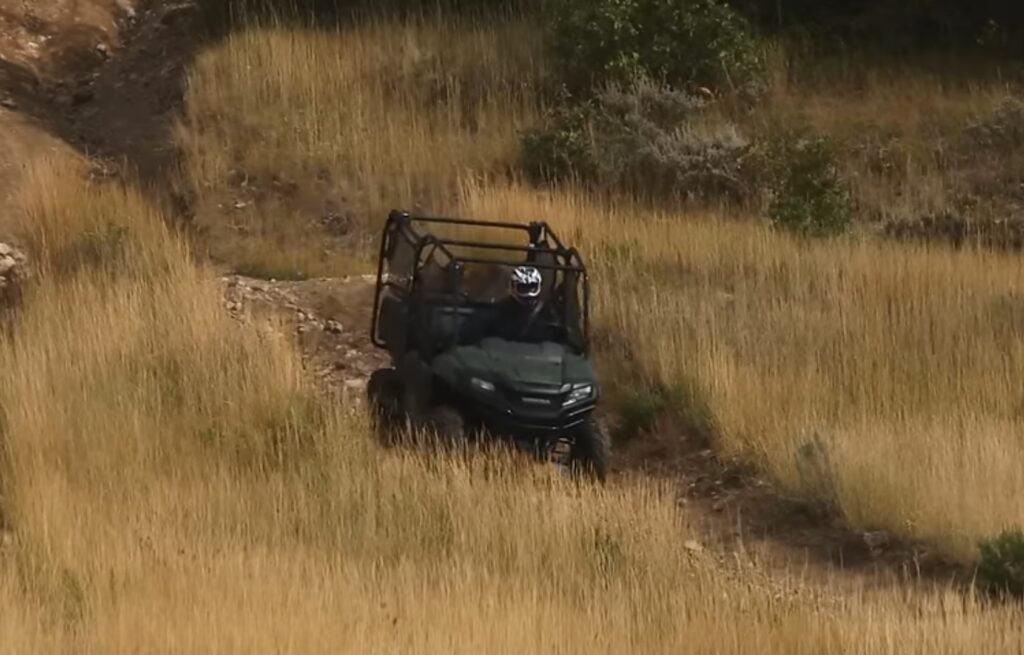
[{"left": 490, "top": 265, "right": 560, "bottom": 342}]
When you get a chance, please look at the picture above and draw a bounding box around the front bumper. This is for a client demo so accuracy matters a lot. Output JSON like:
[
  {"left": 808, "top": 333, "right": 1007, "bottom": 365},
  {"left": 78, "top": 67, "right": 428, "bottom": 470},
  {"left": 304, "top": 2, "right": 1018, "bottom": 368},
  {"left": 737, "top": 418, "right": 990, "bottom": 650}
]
[{"left": 458, "top": 385, "right": 598, "bottom": 438}]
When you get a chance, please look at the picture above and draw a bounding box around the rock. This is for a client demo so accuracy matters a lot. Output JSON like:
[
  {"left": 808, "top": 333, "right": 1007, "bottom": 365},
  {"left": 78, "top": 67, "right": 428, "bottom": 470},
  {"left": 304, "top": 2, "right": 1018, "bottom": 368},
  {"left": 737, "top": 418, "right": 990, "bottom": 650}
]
[
  {"left": 115, "top": 0, "right": 137, "bottom": 18},
  {"left": 95, "top": 43, "right": 111, "bottom": 59},
  {"left": 321, "top": 211, "right": 353, "bottom": 236},
  {"left": 0, "top": 242, "right": 29, "bottom": 304},
  {"left": 160, "top": 4, "right": 196, "bottom": 26},
  {"left": 226, "top": 169, "right": 248, "bottom": 188},
  {"left": 344, "top": 377, "right": 368, "bottom": 391},
  {"left": 683, "top": 540, "right": 705, "bottom": 554},
  {"left": 863, "top": 531, "right": 891, "bottom": 551},
  {"left": 325, "top": 320, "right": 343, "bottom": 334},
  {"left": 0, "top": 96, "right": 17, "bottom": 110}
]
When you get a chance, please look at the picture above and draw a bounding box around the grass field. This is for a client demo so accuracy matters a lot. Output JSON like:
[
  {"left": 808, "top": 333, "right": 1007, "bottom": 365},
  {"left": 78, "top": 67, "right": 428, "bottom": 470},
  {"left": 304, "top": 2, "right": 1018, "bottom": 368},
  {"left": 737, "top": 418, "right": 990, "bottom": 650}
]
[
  {"left": 3, "top": 4, "right": 1024, "bottom": 652},
  {"left": 175, "top": 13, "right": 1024, "bottom": 562},
  {"left": 2, "top": 156, "right": 1024, "bottom": 654}
]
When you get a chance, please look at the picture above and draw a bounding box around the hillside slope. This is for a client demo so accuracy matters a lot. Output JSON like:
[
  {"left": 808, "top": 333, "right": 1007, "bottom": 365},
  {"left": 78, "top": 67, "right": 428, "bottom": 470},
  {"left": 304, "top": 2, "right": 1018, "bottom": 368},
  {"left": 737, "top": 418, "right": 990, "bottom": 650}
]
[{"left": 2, "top": 1, "right": 1024, "bottom": 652}]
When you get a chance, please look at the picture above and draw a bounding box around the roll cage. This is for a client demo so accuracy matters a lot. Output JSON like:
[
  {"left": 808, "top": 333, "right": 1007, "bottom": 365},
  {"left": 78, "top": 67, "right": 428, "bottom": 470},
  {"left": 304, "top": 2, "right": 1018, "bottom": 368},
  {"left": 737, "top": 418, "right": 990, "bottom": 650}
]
[{"left": 371, "top": 210, "right": 591, "bottom": 355}]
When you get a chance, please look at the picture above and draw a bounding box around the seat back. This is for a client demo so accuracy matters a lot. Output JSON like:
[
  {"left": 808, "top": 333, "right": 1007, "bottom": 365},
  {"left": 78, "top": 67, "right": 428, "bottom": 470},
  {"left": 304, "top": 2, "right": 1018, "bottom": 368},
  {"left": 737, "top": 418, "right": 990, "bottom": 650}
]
[{"left": 418, "top": 295, "right": 500, "bottom": 351}]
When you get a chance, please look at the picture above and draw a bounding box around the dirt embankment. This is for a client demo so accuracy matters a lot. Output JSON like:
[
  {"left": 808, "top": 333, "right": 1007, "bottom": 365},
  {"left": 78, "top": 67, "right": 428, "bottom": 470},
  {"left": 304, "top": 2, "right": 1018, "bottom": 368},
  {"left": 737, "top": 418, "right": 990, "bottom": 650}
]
[{"left": 1, "top": 0, "right": 195, "bottom": 188}]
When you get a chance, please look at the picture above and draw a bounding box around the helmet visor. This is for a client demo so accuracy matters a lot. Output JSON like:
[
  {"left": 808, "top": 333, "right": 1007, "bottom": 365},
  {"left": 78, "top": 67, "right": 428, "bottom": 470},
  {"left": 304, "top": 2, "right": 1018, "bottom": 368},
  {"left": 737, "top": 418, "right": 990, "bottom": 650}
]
[{"left": 512, "top": 279, "right": 541, "bottom": 298}]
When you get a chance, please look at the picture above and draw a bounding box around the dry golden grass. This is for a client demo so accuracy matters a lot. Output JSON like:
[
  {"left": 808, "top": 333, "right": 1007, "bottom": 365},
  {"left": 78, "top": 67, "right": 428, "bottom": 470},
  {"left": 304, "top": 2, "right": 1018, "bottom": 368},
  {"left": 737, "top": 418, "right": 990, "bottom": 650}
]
[
  {"left": 173, "top": 11, "right": 1024, "bottom": 564},
  {"left": 757, "top": 44, "right": 1023, "bottom": 225},
  {"left": 5, "top": 156, "right": 1024, "bottom": 655},
  {"left": 176, "top": 16, "right": 544, "bottom": 278},
  {"left": 462, "top": 180, "right": 1024, "bottom": 561}
]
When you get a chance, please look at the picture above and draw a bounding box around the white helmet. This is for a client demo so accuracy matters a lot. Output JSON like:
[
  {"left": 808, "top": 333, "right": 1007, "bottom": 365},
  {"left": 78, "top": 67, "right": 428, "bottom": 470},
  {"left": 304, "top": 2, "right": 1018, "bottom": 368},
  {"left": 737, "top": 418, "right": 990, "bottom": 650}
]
[{"left": 510, "top": 265, "right": 543, "bottom": 302}]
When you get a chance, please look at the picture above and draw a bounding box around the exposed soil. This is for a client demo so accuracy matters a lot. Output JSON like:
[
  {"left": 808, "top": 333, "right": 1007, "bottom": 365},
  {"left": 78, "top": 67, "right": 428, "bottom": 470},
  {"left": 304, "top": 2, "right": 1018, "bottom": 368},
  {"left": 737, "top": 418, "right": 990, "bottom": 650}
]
[
  {"left": 0, "top": 0, "right": 972, "bottom": 596},
  {"left": 222, "top": 273, "right": 390, "bottom": 396},
  {"left": 0, "top": 0, "right": 196, "bottom": 188},
  {"left": 616, "top": 428, "right": 966, "bottom": 591}
]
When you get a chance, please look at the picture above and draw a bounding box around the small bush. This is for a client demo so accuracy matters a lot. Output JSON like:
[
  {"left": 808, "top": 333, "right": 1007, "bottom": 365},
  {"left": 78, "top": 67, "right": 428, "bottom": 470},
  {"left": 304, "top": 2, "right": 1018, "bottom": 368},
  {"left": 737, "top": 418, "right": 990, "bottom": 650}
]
[
  {"left": 794, "top": 435, "right": 837, "bottom": 508},
  {"left": 768, "top": 137, "right": 853, "bottom": 237},
  {"left": 967, "top": 97, "right": 1024, "bottom": 155},
  {"left": 614, "top": 388, "right": 668, "bottom": 443},
  {"left": 978, "top": 529, "right": 1024, "bottom": 598},
  {"left": 547, "top": 0, "right": 764, "bottom": 94},
  {"left": 521, "top": 97, "right": 596, "bottom": 183},
  {"left": 522, "top": 84, "right": 753, "bottom": 203},
  {"left": 667, "top": 379, "right": 715, "bottom": 445},
  {"left": 594, "top": 86, "right": 751, "bottom": 202}
]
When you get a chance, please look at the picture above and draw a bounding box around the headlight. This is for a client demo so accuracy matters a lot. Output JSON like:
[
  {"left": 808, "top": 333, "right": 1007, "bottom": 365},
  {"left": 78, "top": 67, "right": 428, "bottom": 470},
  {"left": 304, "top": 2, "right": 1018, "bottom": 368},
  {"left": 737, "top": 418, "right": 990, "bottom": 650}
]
[
  {"left": 471, "top": 377, "right": 496, "bottom": 393},
  {"left": 563, "top": 384, "right": 594, "bottom": 407}
]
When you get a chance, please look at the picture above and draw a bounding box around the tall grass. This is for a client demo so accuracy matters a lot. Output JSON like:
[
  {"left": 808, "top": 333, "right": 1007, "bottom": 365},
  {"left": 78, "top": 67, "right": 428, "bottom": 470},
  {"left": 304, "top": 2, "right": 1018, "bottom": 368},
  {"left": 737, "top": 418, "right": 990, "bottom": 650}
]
[
  {"left": 176, "top": 13, "right": 1024, "bottom": 563},
  {"left": 13, "top": 161, "right": 1024, "bottom": 652},
  {"left": 460, "top": 182, "right": 1024, "bottom": 560},
  {"left": 757, "top": 43, "right": 1022, "bottom": 226},
  {"left": 176, "top": 16, "right": 545, "bottom": 277}
]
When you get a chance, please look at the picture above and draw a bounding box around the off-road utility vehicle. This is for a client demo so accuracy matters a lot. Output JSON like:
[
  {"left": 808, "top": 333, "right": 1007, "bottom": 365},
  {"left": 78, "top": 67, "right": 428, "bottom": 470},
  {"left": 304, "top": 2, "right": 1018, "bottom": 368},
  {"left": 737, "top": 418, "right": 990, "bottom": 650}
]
[{"left": 367, "top": 210, "right": 608, "bottom": 480}]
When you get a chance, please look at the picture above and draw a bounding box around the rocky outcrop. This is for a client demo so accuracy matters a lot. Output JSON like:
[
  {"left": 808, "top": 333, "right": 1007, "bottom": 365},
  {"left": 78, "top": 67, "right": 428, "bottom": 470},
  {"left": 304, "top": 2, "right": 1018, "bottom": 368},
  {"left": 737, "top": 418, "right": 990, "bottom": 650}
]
[
  {"left": 0, "top": 242, "right": 28, "bottom": 305},
  {"left": 221, "top": 274, "right": 389, "bottom": 396}
]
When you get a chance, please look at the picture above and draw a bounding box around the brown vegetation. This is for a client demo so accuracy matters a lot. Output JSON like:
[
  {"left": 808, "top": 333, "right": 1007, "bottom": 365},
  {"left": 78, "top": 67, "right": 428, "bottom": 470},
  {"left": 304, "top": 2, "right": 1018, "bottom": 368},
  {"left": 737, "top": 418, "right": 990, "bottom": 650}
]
[
  {"left": 174, "top": 12, "right": 1024, "bottom": 563},
  {"left": 2, "top": 1, "right": 1024, "bottom": 650}
]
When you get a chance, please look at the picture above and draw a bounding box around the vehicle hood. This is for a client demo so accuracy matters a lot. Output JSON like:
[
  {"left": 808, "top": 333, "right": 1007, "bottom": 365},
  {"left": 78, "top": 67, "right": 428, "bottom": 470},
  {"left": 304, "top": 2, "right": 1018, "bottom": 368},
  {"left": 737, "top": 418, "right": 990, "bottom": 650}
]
[{"left": 433, "top": 337, "right": 595, "bottom": 390}]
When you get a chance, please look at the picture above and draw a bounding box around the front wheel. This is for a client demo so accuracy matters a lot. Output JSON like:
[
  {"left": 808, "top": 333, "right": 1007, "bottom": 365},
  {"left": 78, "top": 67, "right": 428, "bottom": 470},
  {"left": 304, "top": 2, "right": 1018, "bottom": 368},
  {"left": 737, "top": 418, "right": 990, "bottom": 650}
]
[
  {"left": 423, "top": 405, "right": 466, "bottom": 444},
  {"left": 567, "top": 416, "right": 610, "bottom": 482},
  {"left": 367, "top": 368, "right": 403, "bottom": 441}
]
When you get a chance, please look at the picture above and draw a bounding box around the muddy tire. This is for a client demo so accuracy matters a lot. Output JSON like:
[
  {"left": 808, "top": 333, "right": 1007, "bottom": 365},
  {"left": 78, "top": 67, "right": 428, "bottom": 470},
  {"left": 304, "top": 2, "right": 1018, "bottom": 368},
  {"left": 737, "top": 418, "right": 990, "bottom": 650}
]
[
  {"left": 423, "top": 405, "right": 466, "bottom": 444},
  {"left": 367, "top": 368, "right": 403, "bottom": 439},
  {"left": 569, "top": 416, "right": 610, "bottom": 482}
]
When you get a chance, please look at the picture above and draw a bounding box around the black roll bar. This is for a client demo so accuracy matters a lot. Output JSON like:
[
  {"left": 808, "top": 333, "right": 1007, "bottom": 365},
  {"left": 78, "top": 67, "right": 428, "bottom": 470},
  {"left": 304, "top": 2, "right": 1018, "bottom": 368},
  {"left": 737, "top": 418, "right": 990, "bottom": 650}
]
[{"left": 372, "top": 209, "right": 591, "bottom": 353}]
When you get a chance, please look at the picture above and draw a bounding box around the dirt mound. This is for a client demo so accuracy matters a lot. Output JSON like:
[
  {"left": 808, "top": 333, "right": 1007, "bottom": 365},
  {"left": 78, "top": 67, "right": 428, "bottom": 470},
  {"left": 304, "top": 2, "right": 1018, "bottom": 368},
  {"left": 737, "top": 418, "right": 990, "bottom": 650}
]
[
  {"left": 0, "top": 0, "right": 138, "bottom": 84},
  {"left": 0, "top": 0, "right": 197, "bottom": 185}
]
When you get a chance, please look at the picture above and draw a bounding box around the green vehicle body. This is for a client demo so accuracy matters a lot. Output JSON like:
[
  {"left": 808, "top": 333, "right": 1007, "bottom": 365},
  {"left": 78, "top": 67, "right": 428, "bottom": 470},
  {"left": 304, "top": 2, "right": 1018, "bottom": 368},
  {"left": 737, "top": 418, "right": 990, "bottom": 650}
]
[
  {"left": 369, "top": 210, "right": 602, "bottom": 446},
  {"left": 431, "top": 338, "right": 599, "bottom": 437}
]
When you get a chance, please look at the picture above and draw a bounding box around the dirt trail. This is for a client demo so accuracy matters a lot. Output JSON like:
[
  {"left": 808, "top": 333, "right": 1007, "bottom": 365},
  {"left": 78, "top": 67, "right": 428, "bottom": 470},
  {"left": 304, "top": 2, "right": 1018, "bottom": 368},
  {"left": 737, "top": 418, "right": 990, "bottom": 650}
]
[
  {"left": 0, "top": 0, "right": 968, "bottom": 598},
  {"left": 222, "top": 274, "right": 390, "bottom": 396}
]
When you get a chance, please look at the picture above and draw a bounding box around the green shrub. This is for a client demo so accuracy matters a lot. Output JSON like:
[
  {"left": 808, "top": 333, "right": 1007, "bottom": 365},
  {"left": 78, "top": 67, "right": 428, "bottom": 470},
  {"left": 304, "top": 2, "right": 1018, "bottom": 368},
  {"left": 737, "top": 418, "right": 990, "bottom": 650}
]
[
  {"left": 592, "top": 85, "right": 752, "bottom": 202},
  {"left": 521, "top": 97, "right": 596, "bottom": 183},
  {"left": 547, "top": 0, "right": 764, "bottom": 94},
  {"left": 614, "top": 388, "right": 668, "bottom": 443},
  {"left": 522, "top": 84, "right": 753, "bottom": 202},
  {"left": 667, "top": 379, "right": 715, "bottom": 445},
  {"left": 768, "top": 137, "right": 853, "bottom": 237},
  {"left": 794, "top": 435, "right": 837, "bottom": 507},
  {"left": 978, "top": 529, "right": 1024, "bottom": 598}
]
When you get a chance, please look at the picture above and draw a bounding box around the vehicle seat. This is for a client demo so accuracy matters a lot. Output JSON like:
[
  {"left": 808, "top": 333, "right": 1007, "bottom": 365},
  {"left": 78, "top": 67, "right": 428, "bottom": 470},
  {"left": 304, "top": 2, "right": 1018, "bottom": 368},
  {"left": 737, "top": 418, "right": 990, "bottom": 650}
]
[{"left": 420, "top": 295, "right": 500, "bottom": 348}]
